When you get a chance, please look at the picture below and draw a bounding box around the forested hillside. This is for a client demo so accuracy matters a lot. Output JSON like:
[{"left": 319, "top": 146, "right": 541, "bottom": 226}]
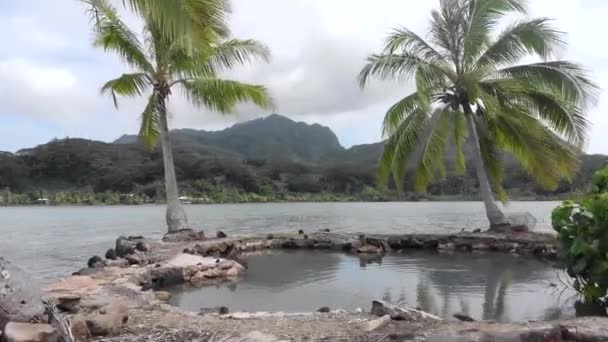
[{"left": 1, "top": 115, "right": 606, "bottom": 205}]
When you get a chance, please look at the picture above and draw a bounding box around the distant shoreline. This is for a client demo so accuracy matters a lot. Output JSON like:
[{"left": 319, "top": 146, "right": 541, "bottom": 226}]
[{"left": 0, "top": 195, "right": 567, "bottom": 207}]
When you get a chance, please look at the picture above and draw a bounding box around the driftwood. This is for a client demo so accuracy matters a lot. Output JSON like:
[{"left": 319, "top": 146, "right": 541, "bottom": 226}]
[
  {"left": 46, "top": 299, "right": 75, "bottom": 342},
  {"left": 371, "top": 300, "right": 442, "bottom": 321},
  {"left": 0, "top": 257, "right": 45, "bottom": 329}
]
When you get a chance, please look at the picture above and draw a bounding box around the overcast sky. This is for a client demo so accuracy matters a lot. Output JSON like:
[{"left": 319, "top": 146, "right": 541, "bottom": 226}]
[{"left": 0, "top": 0, "right": 606, "bottom": 153}]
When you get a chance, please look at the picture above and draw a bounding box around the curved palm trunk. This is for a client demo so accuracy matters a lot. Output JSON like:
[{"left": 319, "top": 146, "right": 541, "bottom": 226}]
[
  {"left": 464, "top": 113, "right": 509, "bottom": 230},
  {"left": 157, "top": 93, "right": 189, "bottom": 233}
]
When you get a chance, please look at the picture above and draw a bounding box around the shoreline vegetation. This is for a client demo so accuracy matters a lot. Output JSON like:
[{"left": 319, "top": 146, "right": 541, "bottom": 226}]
[{"left": 0, "top": 188, "right": 575, "bottom": 206}]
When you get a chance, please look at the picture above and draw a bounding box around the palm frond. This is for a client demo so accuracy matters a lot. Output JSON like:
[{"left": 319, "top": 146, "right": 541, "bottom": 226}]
[
  {"left": 101, "top": 73, "right": 151, "bottom": 108},
  {"left": 384, "top": 27, "right": 447, "bottom": 62},
  {"left": 85, "top": 0, "right": 154, "bottom": 73},
  {"left": 206, "top": 39, "right": 271, "bottom": 73},
  {"left": 382, "top": 92, "right": 428, "bottom": 137},
  {"left": 412, "top": 108, "right": 452, "bottom": 192},
  {"left": 180, "top": 78, "right": 274, "bottom": 113},
  {"left": 476, "top": 18, "right": 565, "bottom": 68},
  {"left": 429, "top": 4, "right": 466, "bottom": 69},
  {"left": 121, "top": 0, "right": 231, "bottom": 43},
  {"left": 497, "top": 61, "right": 599, "bottom": 108},
  {"left": 462, "top": 0, "right": 527, "bottom": 66},
  {"left": 358, "top": 53, "right": 454, "bottom": 88},
  {"left": 139, "top": 93, "right": 161, "bottom": 147},
  {"left": 490, "top": 105, "right": 579, "bottom": 189},
  {"left": 168, "top": 39, "right": 270, "bottom": 82},
  {"left": 378, "top": 110, "right": 428, "bottom": 189},
  {"left": 480, "top": 79, "right": 588, "bottom": 144}
]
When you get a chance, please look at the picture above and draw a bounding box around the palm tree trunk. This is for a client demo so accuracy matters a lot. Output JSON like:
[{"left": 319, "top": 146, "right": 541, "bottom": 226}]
[
  {"left": 157, "top": 93, "right": 189, "bottom": 233},
  {"left": 464, "top": 112, "right": 509, "bottom": 230}
]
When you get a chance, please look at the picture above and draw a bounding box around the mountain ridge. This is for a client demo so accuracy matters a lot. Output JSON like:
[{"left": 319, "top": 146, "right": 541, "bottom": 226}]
[
  {"left": 114, "top": 114, "right": 344, "bottom": 163},
  {"left": 1, "top": 114, "right": 606, "bottom": 204}
]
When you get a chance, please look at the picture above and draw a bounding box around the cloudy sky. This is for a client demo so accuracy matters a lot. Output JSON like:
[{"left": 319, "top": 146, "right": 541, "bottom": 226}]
[{"left": 0, "top": 0, "right": 606, "bottom": 153}]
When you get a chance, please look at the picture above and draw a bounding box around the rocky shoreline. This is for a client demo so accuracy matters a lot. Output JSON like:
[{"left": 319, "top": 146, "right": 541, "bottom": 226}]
[{"left": 4, "top": 230, "right": 608, "bottom": 341}]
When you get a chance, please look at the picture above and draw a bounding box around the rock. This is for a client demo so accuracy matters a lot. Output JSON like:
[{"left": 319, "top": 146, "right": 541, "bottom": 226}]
[
  {"left": 218, "top": 260, "right": 236, "bottom": 270},
  {"left": 266, "top": 234, "right": 274, "bottom": 240},
  {"left": 154, "top": 291, "right": 171, "bottom": 302},
  {"left": 472, "top": 229, "right": 482, "bottom": 233},
  {"left": 71, "top": 268, "right": 101, "bottom": 276},
  {"left": 125, "top": 251, "right": 147, "bottom": 266},
  {"left": 135, "top": 241, "right": 149, "bottom": 252},
  {"left": 364, "top": 315, "right": 391, "bottom": 332},
  {"left": 222, "top": 267, "right": 241, "bottom": 278},
  {"left": 511, "top": 225, "right": 530, "bottom": 233},
  {"left": 0, "top": 258, "right": 45, "bottom": 330},
  {"left": 56, "top": 295, "right": 80, "bottom": 313},
  {"left": 85, "top": 303, "right": 129, "bottom": 337},
  {"left": 183, "top": 247, "right": 196, "bottom": 255},
  {"left": 3, "top": 322, "right": 58, "bottom": 342},
  {"left": 317, "top": 306, "right": 331, "bottom": 313},
  {"left": 225, "top": 331, "right": 281, "bottom": 342},
  {"left": 437, "top": 242, "right": 455, "bottom": 250},
  {"left": 149, "top": 268, "right": 185, "bottom": 290},
  {"left": 166, "top": 253, "right": 218, "bottom": 269},
  {"left": 320, "top": 228, "right": 331, "bottom": 233},
  {"left": 357, "top": 245, "right": 383, "bottom": 254},
  {"left": 217, "top": 231, "right": 228, "bottom": 238},
  {"left": 162, "top": 229, "right": 206, "bottom": 242},
  {"left": 44, "top": 276, "right": 100, "bottom": 298},
  {"left": 70, "top": 318, "right": 90, "bottom": 341},
  {"left": 105, "top": 259, "right": 129, "bottom": 268},
  {"left": 199, "top": 306, "right": 229, "bottom": 315},
  {"left": 115, "top": 236, "right": 139, "bottom": 257},
  {"left": 472, "top": 243, "right": 490, "bottom": 251},
  {"left": 87, "top": 256, "right": 104, "bottom": 268},
  {"left": 104, "top": 249, "right": 117, "bottom": 260},
  {"left": 298, "top": 229, "right": 304, "bottom": 235},
  {"left": 453, "top": 313, "right": 475, "bottom": 322},
  {"left": 201, "top": 268, "right": 222, "bottom": 279},
  {"left": 371, "top": 300, "right": 442, "bottom": 321}
]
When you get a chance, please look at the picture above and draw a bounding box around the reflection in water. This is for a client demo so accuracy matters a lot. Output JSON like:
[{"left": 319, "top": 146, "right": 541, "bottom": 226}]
[{"left": 169, "top": 250, "right": 576, "bottom": 322}]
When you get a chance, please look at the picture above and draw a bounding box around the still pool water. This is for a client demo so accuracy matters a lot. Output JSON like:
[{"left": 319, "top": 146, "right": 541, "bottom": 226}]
[
  {"left": 169, "top": 250, "right": 576, "bottom": 323},
  {"left": 0, "top": 201, "right": 558, "bottom": 281}
]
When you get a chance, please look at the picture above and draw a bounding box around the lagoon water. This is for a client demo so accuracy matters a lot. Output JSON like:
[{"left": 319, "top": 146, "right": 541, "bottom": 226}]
[
  {"left": 0, "top": 201, "right": 558, "bottom": 282},
  {"left": 170, "top": 250, "right": 574, "bottom": 322}
]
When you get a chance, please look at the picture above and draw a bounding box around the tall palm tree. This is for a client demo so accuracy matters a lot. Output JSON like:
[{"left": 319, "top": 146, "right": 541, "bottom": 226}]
[
  {"left": 359, "top": 0, "right": 598, "bottom": 230},
  {"left": 86, "top": 0, "right": 273, "bottom": 232}
]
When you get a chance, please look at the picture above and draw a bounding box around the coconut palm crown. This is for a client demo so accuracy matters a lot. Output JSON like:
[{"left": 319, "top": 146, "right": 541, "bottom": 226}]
[
  {"left": 359, "top": 0, "right": 598, "bottom": 229},
  {"left": 85, "top": 0, "right": 273, "bottom": 232}
]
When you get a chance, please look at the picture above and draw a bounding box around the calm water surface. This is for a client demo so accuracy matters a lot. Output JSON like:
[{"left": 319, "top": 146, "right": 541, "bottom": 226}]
[
  {"left": 170, "top": 250, "right": 575, "bottom": 322},
  {"left": 0, "top": 201, "right": 558, "bottom": 281}
]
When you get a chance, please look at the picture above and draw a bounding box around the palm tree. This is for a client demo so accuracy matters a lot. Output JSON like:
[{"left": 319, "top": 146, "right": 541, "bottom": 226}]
[
  {"left": 359, "top": 0, "right": 597, "bottom": 230},
  {"left": 86, "top": 0, "right": 273, "bottom": 232}
]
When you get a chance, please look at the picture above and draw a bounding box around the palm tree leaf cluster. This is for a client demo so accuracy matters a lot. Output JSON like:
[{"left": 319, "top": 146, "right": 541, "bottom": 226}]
[
  {"left": 359, "top": 0, "right": 598, "bottom": 216},
  {"left": 85, "top": 0, "right": 273, "bottom": 148}
]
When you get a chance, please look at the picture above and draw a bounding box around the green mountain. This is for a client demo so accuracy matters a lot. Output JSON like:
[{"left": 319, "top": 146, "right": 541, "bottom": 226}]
[
  {"left": 115, "top": 114, "right": 343, "bottom": 163},
  {"left": 1, "top": 114, "right": 606, "bottom": 204}
]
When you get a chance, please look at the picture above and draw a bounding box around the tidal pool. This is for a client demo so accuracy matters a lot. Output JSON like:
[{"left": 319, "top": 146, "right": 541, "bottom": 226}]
[{"left": 169, "top": 250, "right": 576, "bottom": 322}]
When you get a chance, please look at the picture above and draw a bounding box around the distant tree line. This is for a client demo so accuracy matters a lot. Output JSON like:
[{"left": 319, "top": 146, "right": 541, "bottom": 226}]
[{"left": 0, "top": 138, "right": 606, "bottom": 205}]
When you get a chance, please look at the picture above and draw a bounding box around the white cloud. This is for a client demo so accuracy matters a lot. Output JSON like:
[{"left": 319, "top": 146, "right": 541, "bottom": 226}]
[
  {"left": 0, "top": 59, "right": 96, "bottom": 121},
  {"left": 0, "top": 0, "right": 607, "bottom": 154}
]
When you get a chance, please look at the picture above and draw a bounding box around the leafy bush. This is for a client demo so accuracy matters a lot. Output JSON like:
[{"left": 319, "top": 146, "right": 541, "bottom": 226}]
[{"left": 552, "top": 165, "right": 608, "bottom": 305}]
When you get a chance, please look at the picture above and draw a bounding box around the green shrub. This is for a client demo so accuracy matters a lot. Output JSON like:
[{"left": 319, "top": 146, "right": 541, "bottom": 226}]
[{"left": 552, "top": 165, "right": 608, "bottom": 305}]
